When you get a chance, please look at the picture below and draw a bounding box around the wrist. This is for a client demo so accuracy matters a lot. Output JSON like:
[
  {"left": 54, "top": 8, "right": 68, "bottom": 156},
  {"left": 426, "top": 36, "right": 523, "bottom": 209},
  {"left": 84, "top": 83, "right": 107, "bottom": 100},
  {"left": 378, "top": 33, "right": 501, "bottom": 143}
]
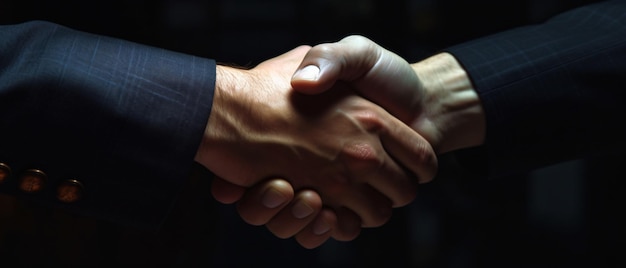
[
  {"left": 194, "top": 65, "right": 250, "bottom": 171},
  {"left": 411, "top": 52, "right": 485, "bottom": 154},
  {"left": 194, "top": 64, "right": 291, "bottom": 187}
]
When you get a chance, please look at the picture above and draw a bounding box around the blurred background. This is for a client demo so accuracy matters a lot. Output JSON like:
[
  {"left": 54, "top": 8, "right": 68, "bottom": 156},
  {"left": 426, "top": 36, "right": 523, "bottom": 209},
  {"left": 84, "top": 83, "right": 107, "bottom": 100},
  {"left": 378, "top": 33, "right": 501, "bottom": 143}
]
[{"left": 1, "top": 0, "right": 623, "bottom": 267}]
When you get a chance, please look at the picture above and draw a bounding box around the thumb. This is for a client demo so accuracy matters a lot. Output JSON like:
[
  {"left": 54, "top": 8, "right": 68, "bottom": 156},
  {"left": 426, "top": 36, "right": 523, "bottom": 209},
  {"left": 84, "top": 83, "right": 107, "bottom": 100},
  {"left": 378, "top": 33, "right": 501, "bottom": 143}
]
[
  {"left": 291, "top": 61, "right": 341, "bottom": 95},
  {"left": 291, "top": 35, "right": 380, "bottom": 95},
  {"left": 291, "top": 65, "right": 322, "bottom": 92}
]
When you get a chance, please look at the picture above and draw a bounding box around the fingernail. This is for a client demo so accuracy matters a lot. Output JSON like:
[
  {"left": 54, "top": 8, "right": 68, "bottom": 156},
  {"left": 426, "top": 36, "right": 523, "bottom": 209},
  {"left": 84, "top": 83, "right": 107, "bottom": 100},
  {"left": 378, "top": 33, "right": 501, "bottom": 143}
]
[
  {"left": 293, "top": 65, "right": 320, "bottom": 81},
  {"left": 262, "top": 189, "right": 287, "bottom": 209},
  {"left": 291, "top": 201, "right": 314, "bottom": 219},
  {"left": 312, "top": 217, "right": 331, "bottom": 235}
]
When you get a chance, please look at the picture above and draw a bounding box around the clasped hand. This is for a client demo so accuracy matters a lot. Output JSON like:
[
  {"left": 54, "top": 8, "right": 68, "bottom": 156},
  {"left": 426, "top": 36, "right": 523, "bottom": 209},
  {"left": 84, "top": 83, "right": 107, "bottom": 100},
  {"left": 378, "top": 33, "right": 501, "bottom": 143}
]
[{"left": 195, "top": 37, "right": 438, "bottom": 249}]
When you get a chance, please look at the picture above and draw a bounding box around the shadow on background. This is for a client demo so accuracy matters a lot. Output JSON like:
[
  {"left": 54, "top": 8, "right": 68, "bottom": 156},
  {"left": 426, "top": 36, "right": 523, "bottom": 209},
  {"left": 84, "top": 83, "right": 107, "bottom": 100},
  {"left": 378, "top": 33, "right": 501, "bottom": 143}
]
[{"left": 1, "top": 0, "right": 622, "bottom": 267}]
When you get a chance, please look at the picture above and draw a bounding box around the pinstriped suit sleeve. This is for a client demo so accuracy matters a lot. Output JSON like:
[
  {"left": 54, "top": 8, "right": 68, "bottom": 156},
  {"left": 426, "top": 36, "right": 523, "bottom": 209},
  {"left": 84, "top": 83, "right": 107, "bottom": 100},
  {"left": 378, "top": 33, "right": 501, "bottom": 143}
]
[
  {"left": 444, "top": 1, "right": 626, "bottom": 178},
  {"left": 0, "top": 21, "right": 215, "bottom": 229}
]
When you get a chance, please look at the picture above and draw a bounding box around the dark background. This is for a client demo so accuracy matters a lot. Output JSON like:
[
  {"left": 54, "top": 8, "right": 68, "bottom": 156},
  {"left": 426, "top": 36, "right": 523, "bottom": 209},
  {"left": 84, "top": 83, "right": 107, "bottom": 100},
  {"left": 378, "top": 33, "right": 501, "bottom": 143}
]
[{"left": 1, "top": 0, "right": 623, "bottom": 267}]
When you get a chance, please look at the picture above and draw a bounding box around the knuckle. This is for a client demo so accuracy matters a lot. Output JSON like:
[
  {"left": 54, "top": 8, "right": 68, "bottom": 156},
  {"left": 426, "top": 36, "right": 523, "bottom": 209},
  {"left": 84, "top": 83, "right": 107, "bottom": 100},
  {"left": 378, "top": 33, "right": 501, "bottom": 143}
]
[
  {"left": 341, "top": 35, "right": 370, "bottom": 46},
  {"left": 341, "top": 142, "right": 383, "bottom": 172},
  {"left": 312, "top": 43, "right": 337, "bottom": 57},
  {"left": 354, "top": 109, "right": 386, "bottom": 132}
]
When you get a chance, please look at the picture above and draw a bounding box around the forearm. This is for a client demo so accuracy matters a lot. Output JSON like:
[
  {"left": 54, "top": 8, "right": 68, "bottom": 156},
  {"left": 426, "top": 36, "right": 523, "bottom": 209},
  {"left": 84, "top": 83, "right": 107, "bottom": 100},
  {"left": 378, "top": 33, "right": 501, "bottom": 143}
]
[{"left": 443, "top": 0, "right": 626, "bottom": 177}]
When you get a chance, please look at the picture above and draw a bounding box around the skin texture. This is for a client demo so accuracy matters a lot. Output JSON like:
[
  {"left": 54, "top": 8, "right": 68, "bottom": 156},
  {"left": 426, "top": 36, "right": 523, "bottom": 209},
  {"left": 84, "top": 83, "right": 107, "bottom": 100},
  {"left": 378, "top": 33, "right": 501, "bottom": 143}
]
[
  {"left": 292, "top": 36, "right": 485, "bottom": 154},
  {"left": 196, "top": 45, "right": 438, "bottom": 248},
  {"left": 222, "top": 36, "right": 485, "bottom": 249}
]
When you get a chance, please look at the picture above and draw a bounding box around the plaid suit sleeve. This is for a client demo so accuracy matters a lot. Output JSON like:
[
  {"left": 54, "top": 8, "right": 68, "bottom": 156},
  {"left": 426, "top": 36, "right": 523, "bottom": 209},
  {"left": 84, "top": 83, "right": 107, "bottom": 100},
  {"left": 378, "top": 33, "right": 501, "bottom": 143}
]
[
  {"left": 445, "top": 0, "right": 626, "bottom": 178},
  {"left": 0, "top": 21, "right": 215, "bottom": 230}
]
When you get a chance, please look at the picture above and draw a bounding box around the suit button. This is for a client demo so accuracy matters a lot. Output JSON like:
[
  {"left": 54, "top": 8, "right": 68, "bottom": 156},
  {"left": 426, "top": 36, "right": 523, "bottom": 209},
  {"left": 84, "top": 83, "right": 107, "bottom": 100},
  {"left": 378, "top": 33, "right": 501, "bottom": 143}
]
[
  {"left": 0, "top": 163, "right": 10, "bottom": 184},
  {"left": 56, "top": 179, "right": 84, "bottom": 203},
  {"left": 19, "top": 169, "right": 47, "bottom": 193}
]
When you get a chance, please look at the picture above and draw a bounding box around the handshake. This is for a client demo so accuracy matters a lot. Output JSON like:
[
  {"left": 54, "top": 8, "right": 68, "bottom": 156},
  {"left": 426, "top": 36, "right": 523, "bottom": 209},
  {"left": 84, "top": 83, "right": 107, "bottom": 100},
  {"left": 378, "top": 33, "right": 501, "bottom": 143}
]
[{"left": 194, "top": 35, "right": 486, "bottom": 249}]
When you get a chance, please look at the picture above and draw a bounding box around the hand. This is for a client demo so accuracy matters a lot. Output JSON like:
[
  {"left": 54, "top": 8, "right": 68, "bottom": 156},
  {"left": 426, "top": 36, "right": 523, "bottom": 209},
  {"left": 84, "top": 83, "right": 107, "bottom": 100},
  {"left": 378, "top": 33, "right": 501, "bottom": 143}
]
[
  {"left": 197, "top": 45, "right": 437, "bottom": 246},
  {"left": 292, "top": 35, "right": 426, "bottom": 131},
  {"left": 227, "top": 35, "right": 486, "bottom": 249},
  {"left": 212, "top": 177, "right": 336, "bottom": 249},
  {"left": 291, "top": 35, "right": 485, "bottom": 154}
]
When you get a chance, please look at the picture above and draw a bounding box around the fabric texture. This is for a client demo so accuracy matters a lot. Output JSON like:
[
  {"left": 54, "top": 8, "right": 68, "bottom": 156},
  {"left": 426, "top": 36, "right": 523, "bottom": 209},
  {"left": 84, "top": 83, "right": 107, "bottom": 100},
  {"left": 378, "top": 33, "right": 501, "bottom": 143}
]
[
  {"left": 445, "top": 0, "right": 626, "bottom": 178},
  {"left": 0, "top": 21, "right": 216, "bottom": 230}
]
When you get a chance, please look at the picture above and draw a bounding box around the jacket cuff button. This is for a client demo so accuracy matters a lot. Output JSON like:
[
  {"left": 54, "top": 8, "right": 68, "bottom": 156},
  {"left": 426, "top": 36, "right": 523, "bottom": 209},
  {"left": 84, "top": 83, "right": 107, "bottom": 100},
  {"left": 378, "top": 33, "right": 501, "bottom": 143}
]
[
  {"left": 57, "top": 179, "right": 84, "bottom": 203},
  {"left": 0, "top": 163, "right": 10, "bottom": 184},
  {"left": 19, "top": 169, "right": 47, "bottom": 193}
]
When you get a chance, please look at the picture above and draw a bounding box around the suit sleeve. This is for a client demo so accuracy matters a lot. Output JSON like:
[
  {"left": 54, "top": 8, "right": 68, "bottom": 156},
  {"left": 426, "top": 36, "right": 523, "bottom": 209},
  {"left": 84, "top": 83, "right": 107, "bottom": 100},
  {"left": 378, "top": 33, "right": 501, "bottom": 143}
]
[
  {"left": 0, "top": 21, "right": 216, "bottom": 230},
  {"left": 444, "top": 0, "right": 626, "bottom": 179}
]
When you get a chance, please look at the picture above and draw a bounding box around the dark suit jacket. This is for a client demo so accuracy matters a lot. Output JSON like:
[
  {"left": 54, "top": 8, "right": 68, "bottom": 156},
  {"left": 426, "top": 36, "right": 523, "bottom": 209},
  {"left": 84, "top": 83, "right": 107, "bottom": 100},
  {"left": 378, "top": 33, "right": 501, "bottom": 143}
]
[
  {"left": 0, "top": 21, "right": 216, "bottom": 230},
  {"left": 1, "top": 0, "right": 625, "bottom": 259},
  {"left": 445, "top": 0, "right": 626, "bottom": 178}
]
